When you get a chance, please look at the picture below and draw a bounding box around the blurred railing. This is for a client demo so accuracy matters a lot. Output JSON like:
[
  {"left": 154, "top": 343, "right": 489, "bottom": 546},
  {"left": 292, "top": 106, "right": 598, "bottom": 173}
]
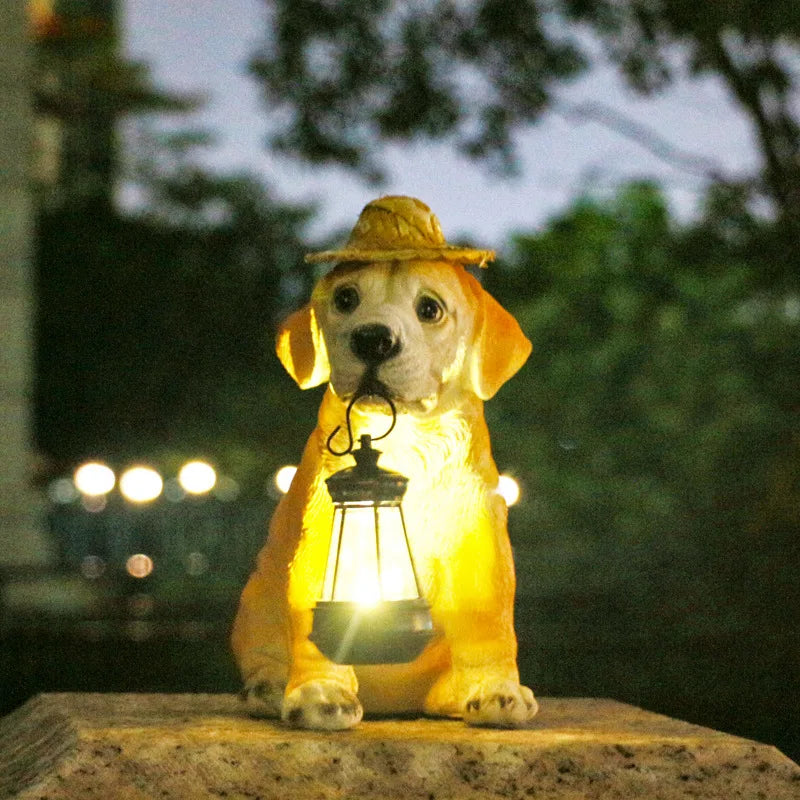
[
  {"left": 0, "top": 498, "right": 273, "bottom": 645},
  {"left": 51, "top": 498, "right": 271, "bottom": 585}
]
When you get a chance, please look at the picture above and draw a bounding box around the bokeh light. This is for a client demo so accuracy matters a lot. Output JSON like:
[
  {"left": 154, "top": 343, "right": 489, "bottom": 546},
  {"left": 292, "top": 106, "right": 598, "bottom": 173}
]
[
  {"left": 213, "top": 475, "right": 240, "bottom": 502},
  {"left": 119, "top": 466, "right": 163, "bottom": 503},
  {"left": 185, "top": 551, "right": 209, "bottom": 576},
  {"left": 73, "top": 461, "right": 116, "bottom": 496},
  {"left": 497, "top": 474, "right": 521, "bottom": 506},
  {"left": 125, "top": 553, "right": 154, "bottom": 578},
  {"left": 48, "top": 477, "right": 79, "bottom": 505},
  {"left": 125, "top": 620, "right": 153, "bottom": 641},
  {"left": 127, "top": 593, "right": 155, "bottom": 617},
  {"left": 178, "top": 460, "right": 217, "bottom": 494},
  {"left": 274, "top": 465, "right": 298, "bottom": 494},
  {"left": 163, "top": 478, "right": 186, "bottom": 503},
  {"left": 80, "top": 555, "right": 106, "bottom": 580},
  {"left": 80, "top": 494, "right": 107, "bottom": 513}
]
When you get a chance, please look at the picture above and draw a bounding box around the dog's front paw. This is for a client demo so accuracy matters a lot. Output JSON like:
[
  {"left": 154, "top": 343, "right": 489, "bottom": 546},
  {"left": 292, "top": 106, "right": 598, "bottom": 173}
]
[
  {"left": 240, "top": 678, "right": 285, "bottom": 719},
  {"left": 282, "top": 679, "right": 363, "bottom": 730},
  {"left": 464, "top": 680, "right": 538, "bottom": 728}
]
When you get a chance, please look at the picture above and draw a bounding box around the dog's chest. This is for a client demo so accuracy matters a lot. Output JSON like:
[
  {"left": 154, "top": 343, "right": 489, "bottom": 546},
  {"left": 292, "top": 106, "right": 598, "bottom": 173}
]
[{"left": 376, "top": 418, "right": 490, "bottom": 553}]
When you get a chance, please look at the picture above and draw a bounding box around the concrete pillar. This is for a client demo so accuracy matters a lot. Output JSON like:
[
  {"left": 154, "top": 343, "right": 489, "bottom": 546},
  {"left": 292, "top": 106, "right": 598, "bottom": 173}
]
[{"left": 0, "top": 1, "right": 53, "bottom": 566}]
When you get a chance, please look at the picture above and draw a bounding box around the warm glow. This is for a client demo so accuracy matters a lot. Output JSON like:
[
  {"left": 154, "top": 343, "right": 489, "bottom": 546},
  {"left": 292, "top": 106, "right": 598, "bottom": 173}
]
[
  {"left": 353, "top": 582, "right": 381, "bottom": 608},
  {"left": 322, "top": 504, "right": 419, "bottom": 606},
  {"left": 274, "top": 465, "right": 298, "bottom": 494},
  {"left": 119, "top": 466, "right": 163, "bottom": 503},
  {"left": 178, "top": 460, "right": 217, "bottom": 494},
  {"left": 125, "top": 553, "right": 154, "bottom": 578},
  {"left": 74, "top": 462, "right": 116, "bottom": 496},
  {"left": 497, "top": 474, "right": 521, "bottom": 506},
  {"left": 29, "top": 0, "right": 55, "bottom": 32}
]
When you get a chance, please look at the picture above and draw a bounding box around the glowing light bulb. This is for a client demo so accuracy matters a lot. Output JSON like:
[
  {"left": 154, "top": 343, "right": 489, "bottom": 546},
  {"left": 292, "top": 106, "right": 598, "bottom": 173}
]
[
  {"left": 353, "top": 584, "right": 381, "bottom": 608},
  {"left": 119, "top": 466, "right": 163, "bottom": 503},
  {"left": 497, "top": 474, "right": 521, "bottom": 506},
  {"left": 321, "top": 505, "right": 417, "bottom": 607},
  {"left": 74, "top": 462, "right": 116, "bottom": 496},
  {"left": 178, "top": 460, "right": 217, "bottom": 494},
  {"left": 274, "top": 465, "right": 297, "bottom": 494}
]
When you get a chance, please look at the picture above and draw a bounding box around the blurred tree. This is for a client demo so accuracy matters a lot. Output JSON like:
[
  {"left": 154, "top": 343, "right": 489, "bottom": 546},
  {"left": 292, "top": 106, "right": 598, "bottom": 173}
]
[
  {"left": 31, "top": 3, "right": 320, "bottom": 489},
  {"left": 485, "top": 183, "right": 799, "bottom": 626},
  {"left": 34, "top": 156, "right": 318, "bottom": 489},
  {"left": 562, "top": 0, "right": 800, "bottom": 229},
  {"left": 31, "top": 0, "right": 197, "bottom": 209},
  {"left": 251, "top": 0, "right": 800, "bottom": 241},
  {"left": 485, "top": 183, "right": 799, "bottom": 759},
  {"left": 251, "top": 0, "right": 585, "bottom": 180}
]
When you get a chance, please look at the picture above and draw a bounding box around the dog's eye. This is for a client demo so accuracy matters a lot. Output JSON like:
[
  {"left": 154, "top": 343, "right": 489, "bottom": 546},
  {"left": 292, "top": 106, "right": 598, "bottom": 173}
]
[
  {"left": 416, "top": 295, "right": 445, "bottom": 323},
  {"left": 333, "top": 285, "right": 360, "bottom": 314}
]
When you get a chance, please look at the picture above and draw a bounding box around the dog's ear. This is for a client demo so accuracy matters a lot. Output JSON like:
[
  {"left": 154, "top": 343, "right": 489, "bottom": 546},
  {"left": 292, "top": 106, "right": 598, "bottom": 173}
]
[
  {"left": 464, "top": 273, "right": 532, "bottom": 400},
  {"left": 276, "top": 304, "right": 330, "bottom": 389}
]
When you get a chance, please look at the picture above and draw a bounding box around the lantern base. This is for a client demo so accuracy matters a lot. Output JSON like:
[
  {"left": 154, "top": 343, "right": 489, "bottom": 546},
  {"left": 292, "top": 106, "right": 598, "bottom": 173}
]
[{"left": 311, "top": 598, "right": 435, "bottom": 664}]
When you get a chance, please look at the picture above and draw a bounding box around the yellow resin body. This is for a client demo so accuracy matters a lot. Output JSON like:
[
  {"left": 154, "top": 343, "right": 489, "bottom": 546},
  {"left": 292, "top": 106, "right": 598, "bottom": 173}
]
[{"left": 232, "top": 197, "right": 536, "bottom": 728}]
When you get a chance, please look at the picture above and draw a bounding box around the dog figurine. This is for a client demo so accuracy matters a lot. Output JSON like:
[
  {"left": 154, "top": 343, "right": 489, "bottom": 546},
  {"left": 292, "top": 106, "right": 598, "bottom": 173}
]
[{"left": 232, "top": 196, "right": 536, "bottom": 730}]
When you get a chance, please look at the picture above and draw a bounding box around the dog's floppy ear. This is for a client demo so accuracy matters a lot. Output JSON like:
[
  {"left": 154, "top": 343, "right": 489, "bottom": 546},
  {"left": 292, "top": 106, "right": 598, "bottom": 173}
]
[
  {"left": 464, "top": 273, "right": 532, "bottom": 400},
  {"left": 276, "top": 304, "right": 330, "bottom": 389}
]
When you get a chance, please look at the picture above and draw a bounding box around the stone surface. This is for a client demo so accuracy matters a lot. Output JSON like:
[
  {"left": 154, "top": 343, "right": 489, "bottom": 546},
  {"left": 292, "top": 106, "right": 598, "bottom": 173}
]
[{"left": 1, "top": 694, "right": 798, "bottom": 799}]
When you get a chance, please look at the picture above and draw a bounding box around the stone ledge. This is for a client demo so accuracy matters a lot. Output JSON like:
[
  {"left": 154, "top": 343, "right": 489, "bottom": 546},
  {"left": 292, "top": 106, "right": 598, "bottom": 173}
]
[{"left": 1, "top": 693, "right": 798, "bottom": 799}]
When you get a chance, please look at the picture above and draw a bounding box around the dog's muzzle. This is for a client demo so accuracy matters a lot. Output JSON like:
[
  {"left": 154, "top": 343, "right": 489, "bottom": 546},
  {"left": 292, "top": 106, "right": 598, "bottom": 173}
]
[{"left": 350, "top": 324, "right": 401, "bottom": 366}]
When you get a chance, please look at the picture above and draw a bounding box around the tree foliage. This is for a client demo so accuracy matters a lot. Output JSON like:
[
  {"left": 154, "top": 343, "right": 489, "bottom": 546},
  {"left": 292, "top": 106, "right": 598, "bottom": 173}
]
[
  {"left": 251, "top": 0, "right": 585, "bottom": 179},
  {"left": 34, "top": 175, "right": 317, "bottom": 488},
  {"left": 562, "top": 0, "right": 800, "bottom": 222},
  {"left": 33, "top": 5, "right": 197, "bottom": 209},
  {"left": 487, "top": 184, "right": 799, "bottom": 756},
  {"left": 251, "top": 0, "right": 800, "bottom": 231},
  {"left": 486, "top": 184, "right": 799, "bottom": 619}
]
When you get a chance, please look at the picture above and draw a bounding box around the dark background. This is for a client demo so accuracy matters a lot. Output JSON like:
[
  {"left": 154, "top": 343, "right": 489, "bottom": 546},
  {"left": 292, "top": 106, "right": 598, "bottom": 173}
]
[{"left": 2, "top": 0, "right": 798, "bottom": 766}]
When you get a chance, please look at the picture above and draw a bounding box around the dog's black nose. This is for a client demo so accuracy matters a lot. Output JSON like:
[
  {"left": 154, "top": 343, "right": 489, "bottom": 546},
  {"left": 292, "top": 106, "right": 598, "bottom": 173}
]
[{"left": 350, "top": 324, "right": 400, "bottom": 364}]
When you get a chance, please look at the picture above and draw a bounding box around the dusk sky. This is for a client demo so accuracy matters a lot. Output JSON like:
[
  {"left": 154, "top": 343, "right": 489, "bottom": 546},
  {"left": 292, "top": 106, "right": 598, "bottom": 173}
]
[{"left": 123, "top": 0, "right": 758, "bottom": 247}]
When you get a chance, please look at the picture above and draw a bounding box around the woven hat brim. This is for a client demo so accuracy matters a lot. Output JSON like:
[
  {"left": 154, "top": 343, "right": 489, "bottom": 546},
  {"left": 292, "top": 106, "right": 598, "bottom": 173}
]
[{"left": 304, "top": 246, "right": 495, "bottom": 267}]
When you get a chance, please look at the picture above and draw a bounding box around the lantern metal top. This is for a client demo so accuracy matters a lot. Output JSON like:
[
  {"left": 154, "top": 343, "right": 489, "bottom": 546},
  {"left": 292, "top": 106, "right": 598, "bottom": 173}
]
[{"left": 325, "top": 434, "right": 407, "bottom": 505}]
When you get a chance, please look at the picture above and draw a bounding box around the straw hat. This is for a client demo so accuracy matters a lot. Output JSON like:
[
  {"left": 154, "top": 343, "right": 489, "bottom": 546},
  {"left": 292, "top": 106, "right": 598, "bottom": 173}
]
[{"left": 304, "top": 195, "right": 495, "bottom": 267}]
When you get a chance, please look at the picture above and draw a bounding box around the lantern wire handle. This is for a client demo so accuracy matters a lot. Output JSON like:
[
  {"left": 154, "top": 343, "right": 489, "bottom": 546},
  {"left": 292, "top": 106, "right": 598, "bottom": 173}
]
[{"left": 326, "top": 389, "right": 397, "bottom": 457}]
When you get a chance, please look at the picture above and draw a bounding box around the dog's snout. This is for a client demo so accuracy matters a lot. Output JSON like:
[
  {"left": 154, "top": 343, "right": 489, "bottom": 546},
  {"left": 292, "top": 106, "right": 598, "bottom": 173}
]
[{"left": 350, "top": 324, "right": 400, "bottom": 364}]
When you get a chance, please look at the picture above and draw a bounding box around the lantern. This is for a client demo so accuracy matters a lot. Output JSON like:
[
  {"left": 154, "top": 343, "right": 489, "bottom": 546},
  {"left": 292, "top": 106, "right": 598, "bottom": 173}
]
[{"left": 310, "top": 424, "right": 434, "bottom": 665}]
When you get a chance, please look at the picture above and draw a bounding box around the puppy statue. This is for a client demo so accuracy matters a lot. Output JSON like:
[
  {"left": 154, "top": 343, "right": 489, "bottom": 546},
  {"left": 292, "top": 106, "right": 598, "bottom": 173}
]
[{"left": 232, "top": 196, "right": 536, "bottom": 730}]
